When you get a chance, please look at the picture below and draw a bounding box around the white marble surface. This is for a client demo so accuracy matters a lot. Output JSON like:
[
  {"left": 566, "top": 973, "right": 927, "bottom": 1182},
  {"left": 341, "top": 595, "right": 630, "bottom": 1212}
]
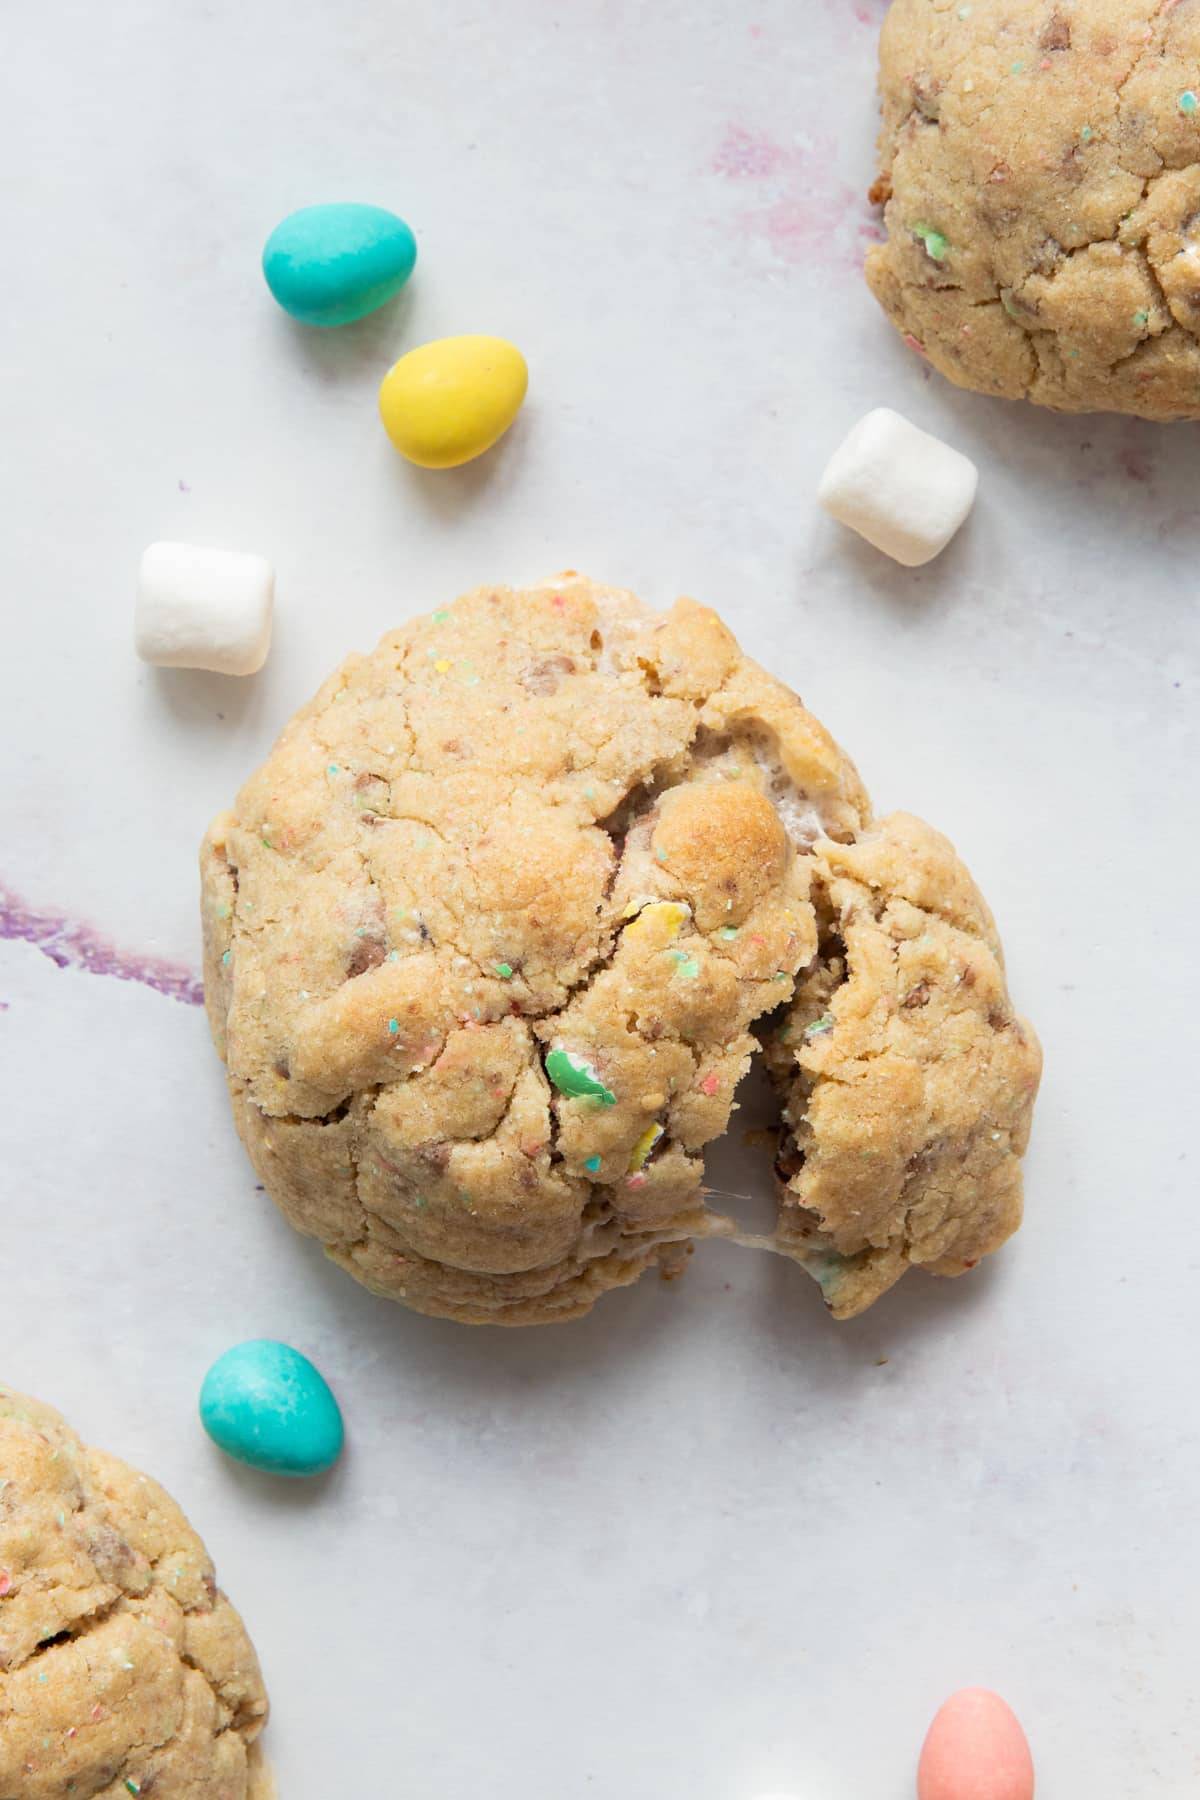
[{"left": 2, "top": 1, "right": 1198, "bottom": 1794}]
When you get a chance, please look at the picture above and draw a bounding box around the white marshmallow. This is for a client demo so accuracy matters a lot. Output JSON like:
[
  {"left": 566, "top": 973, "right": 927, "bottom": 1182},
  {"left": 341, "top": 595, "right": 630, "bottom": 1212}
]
[
  {"left": 135, "top": 541, "right": 274, "bottom": 675},
  {"left": 817, "top": 407, "right": 978, "bottom": 568}
]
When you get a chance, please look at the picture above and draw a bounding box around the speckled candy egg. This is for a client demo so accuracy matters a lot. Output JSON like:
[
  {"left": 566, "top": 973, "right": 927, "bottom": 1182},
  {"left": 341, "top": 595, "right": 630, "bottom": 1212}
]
[
  {"left": 200, "top": 1339, "right": 344, "bottom": 1477},
  {"left": 378, "top": 333, "right": 528, "bottom": 467},
  {"left": 918, "top": 1688, "right": 1035, "bottom": 1800},
  {"left": 262, "top": 202, "right": 417, "bottom": 326}
]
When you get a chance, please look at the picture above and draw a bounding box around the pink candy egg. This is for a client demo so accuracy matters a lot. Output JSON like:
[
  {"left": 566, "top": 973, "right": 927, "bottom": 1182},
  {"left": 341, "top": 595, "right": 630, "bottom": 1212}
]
[{"left": 918, "top": 1688, "right": 1034, "bottom": 1800}]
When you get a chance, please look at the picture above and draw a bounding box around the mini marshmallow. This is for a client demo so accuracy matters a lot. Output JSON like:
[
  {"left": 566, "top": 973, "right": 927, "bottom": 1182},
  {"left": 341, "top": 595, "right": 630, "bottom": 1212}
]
[
  {"left": 817, "top": 407, "right": 978, "bottom": 568},
  {"left": 135, "top": 542, "right": 274, "bottom": 675}
]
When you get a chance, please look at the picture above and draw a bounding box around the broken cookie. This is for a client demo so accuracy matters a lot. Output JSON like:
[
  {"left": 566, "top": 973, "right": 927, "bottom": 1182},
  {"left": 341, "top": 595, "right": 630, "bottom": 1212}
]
[{"left": 201, "top": 576, "right": 1040, "bottom": 1324}]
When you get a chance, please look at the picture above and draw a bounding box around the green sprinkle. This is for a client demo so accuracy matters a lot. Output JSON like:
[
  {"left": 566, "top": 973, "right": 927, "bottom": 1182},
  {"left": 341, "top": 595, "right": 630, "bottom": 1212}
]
[
  {"left": 1081, "top": 124, "right": 1094, "bottom": 142},
  {"left": 668, "top": 950, "right": 701, "bottom": 979},
  {"left": 388, "top": 949, "right": 399, "bottom": 962},
  {"left": 584, "top": 1154, "right": 602, "bottom": 1174},
  {"left": 805, "top": 1251, "right": 844, "bottom": 1296},
  {"left": 773, "top": 971, "right": 790, "bottom": 982},
  {"left": 125, "top": 1784, "right": 141, "bottom": 1797},
  {"left": 494, "top": 962, "right": 514, "bottom": 979},
  {"left": 387, "top": 1018, "right": 400, "bottom": 1035},
  {"left": 260, "top": 835, "right": 271, "bottom": 850},
  {"left": 545, "top": 1048, "right": 616, "bottom": 1106},
  {"left": 215, "top": 903, "right": 229, "bottom": 919},
  {"left": 911, "top": 221, "right": 949, "bottom": 261},
  {"left": 1133, "top": 309, "right": 1149, "bottom": 327},
  {"left": 655, "top": 847, "right": 668, "bottom": 863},
  {"left": 719, "top": 926, "right": 739, "bottom": 941},
  {"left": 1010, "top": 59, "right": 1024, "bottom": 74},
  {"left": 37, "top": 1672, "right": 47, "bottom": 1684},
  {"left": 432, "top": 609, "right": 451, "bottom": 624},
  {"left": 221, "top": 950, "right": 231, "bottom": 966},
  {"left": 1180, "top": 90, "right": 1198, "bottom": 115},
  {"left": 326, "top": 763, "right": 339, "bottom": 776},
  {"left": 805, "top": 1013, "right": 836, "bottom": 1039}
]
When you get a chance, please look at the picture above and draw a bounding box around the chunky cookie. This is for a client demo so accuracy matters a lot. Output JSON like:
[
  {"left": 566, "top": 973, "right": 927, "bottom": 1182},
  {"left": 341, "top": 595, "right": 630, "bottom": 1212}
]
[
  {"left": 763, "top": 816, "right": 1041, "bottom": 1319},
  {"left": 0, "top": 1388, "right": 269, "bottom": 1799},
  {"left": 868, "top": 0, "right": 1200, "bottom": 419},
  {"left": 202, "top": 576, "right": 1040, "bottom": 1324}
]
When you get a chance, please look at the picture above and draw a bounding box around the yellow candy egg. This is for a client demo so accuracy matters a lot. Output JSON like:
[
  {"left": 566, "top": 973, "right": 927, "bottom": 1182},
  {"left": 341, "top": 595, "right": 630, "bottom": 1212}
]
[{"left": 378, "top": 334, "right": 528, "bottom": 468}]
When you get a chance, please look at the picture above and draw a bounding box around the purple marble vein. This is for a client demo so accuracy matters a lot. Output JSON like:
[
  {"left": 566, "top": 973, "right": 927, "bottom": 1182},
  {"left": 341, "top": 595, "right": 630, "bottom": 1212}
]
[{"left": 0, "top": 883, "right": 204, "bottom": 1007}]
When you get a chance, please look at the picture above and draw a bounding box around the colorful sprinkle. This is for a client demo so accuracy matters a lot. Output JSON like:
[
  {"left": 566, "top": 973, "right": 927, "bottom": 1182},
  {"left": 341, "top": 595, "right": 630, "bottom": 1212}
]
[
  {"left": 125, "top": 1784, "right": 140, "bottom": 1796},
  {"left": 221, "top": 950, "right": 231, "bottom": 966},
  {"left": 718, "top": 926, "right": 739, "bottom": 940},
  {"left": 494, "top": 962, "right": 514, "bottom": 979},
  {"left": 805, "top": 1013, "right": 835, "bottom": 1039},
  {"left": 584, "top": 1154, "right": 602, "bottom": 1174},
  {"left": 911, "top": 222, "right": 949, "bottom": 261},
  {"left": 629, "top": 1122, "right": 664, "bottom": 1170},
  {"left": 387, "top": 1018, "right": 400, "bottom": 1034},
  {"left": 626, "top": 899, "right": 690, "bottom": 944},
  {"left": 0, "top": 1572, "right": 10, "bottom": 1597},
  {"left": 668, "top": 949, "right": 701, "bottom": 979},
  {"left": 1133, "top": 308, "right": 1149, "bottom": 327},
  {"left": 1180, "top": 90, "right": 1198, "bottom": 115},
  {"left": 1081, "top": 124, "right": 1094, "bottom": 142},
  {"left": 545, "top": 1047, "right": 616, "bottom": 1105},
  {"left": 626, "top": 1171, "right": 648, "bottom": 1189},
  {"left": 433, "top": 658, "right": 452, "bottom": 674},
  {"left": 699, "top": 1073, "right": 721, "bottom": 1098},
  {"left": 1010, "top": 59, "right": 1024, "bottom": 74},
  {"left": 326, "top": 763, "right": 339, "bottom": 776},
  {"left": 432, "top": 609, "right": 451, "bottom": 624}
]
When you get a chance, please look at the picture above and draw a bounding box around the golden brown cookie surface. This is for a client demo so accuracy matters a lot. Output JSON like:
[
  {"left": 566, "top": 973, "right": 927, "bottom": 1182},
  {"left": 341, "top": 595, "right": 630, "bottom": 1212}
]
[
  {"left": 867, "top": 0, "right": 1200, "bottom": 418},
  {"left": 0, "top": 1389, "right": 269, "bottom": 1800},
  {"left": 202, "top": 576, "right": 1039, "bottom": 1323},
  {"left": 763, "top": 815, "right": 1043, "bottom": 1319}
]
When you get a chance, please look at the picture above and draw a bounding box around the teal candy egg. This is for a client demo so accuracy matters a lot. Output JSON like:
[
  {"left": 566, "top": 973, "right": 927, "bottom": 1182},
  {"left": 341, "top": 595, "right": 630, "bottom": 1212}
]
[
  {"left": 262, "top": 203, "right": 417, "bottom": 327},
  {"left": 199, "top": 1340, "right": 344, "bottom": 1477}
]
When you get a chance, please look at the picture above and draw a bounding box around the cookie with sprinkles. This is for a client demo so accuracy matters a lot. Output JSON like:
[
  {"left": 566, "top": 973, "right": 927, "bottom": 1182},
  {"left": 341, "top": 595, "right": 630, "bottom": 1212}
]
[
  {"left": 0, "top": 1387, "right": 270, "bottom": 1799},
  {"left": 868, "top": 0, "right": 1200, "bottom": 418},
  {"left": 201, "top": 574, "right": 1039, "bottom": 1324}
]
